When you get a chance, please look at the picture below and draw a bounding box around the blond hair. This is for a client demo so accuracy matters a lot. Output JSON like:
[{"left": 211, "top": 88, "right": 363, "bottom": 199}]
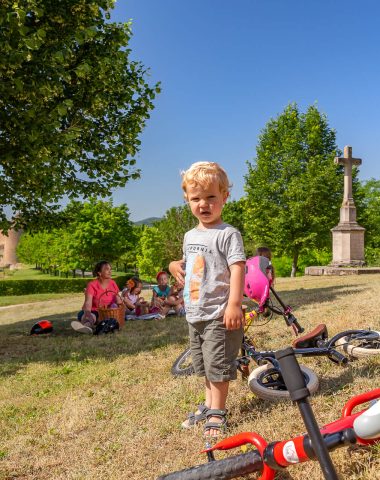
[{"left": 181, "top": 162, "right": 231, "bottom": 199}]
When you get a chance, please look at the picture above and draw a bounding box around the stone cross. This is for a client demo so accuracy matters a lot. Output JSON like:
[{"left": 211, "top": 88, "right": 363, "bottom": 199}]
[{"left": 334, "top": 146, "right": 362, "bottom": 205}]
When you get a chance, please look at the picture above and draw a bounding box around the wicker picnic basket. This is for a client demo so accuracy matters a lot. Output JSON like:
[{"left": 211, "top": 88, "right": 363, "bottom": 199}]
[{"left": 98, "top": 290, "right": 126, "bottom": 328}]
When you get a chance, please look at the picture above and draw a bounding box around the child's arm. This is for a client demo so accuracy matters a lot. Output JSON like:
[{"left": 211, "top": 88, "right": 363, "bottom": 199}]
[
  {"left": 169, "top": 260, "right": 186, "bottom": 288},
  {"left": 224, "top": 261, "right": 245, "bottom": 330}
]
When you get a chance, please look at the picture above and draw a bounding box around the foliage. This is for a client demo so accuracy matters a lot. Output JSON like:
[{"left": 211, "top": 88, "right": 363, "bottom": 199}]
[
  {"left": 155, "top": 205, "right": 197, "bottom": 266},
  {"left": 17, "top": 199, "right": 136, "bottom": 273},
  {"left": 222, "top": 198, "right": 258, "bottom": 256},
  {"left": 244, "top": 104, "right": 351, "bottom": 276},
  {"left": 0, "top": 0, "right": 160, "bottom": 232},
  {"left": 64, "top": 198, "right": 136, "bottom": 270},
  {"left": 135, "top": 205, "right": 198, "bottom": 277},
  {"left": 0, "top": 275, "right": 128, "bottom": 296},
  {"left": 136, "top": 226, "right": 165, "bottom": 278},
  {"left": 365, "top": 247, "right": 380, "bottom": 267},
  {"left": 357, "top": 179, "right": 380, "bottom": 251}
]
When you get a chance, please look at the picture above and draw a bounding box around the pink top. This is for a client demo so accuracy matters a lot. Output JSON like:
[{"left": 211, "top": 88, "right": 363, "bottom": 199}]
[
  {"left": 86, "top": 279, "right": 120, "bottom": 311},
  {"left": 122, "top": 289, "right": 138, "bottom": 305}
]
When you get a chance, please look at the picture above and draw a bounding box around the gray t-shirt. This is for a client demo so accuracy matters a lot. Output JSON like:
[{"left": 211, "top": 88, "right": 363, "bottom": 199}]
[{"left": 183, "top": 223, "right": 246, "bottom": 324}]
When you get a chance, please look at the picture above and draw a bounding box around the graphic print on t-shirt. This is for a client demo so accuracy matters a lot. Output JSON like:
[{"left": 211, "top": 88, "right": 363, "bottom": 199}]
[{"left": 184, "top": 252, "right": 205, "bottom": 305}]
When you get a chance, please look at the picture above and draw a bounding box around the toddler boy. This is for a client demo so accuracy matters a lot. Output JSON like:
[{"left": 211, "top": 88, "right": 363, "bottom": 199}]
[{"left": 170, "top": 161, "right": 245, "bottom": 437}]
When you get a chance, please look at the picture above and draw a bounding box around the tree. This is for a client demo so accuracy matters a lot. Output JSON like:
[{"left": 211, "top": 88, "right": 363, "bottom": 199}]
[
  {"left": 17, "top": 199, "right": 136, "bottom": 274},
  {"left": 155, "top": 205, "right": 197, "bottom": 267},
  {"left": 63, "top": 198, "right": 136, "bottom": 271},
  {"left": 244, "top": 104, "right": 353, "bottom": 276},
  {"left": 0, "top": 1, "right": 160, "bottom": 231},
  {"left": 136, "top": 226, "right": 165, "bottom": 279},
  {"left": 357, "top": 178, "right": 380, "bottom": 265}
]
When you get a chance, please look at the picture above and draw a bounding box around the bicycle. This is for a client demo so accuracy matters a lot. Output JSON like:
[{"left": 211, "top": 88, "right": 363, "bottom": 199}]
[
  {"left": 243, "top": 323, "right": 380, "bottom": 400},
  {"left": 171, "top": 255, "right": 305, "bottom": 378},
  {"left": 158, "top": 351, "right": 380, "bottom": 480},
  {"left": 171, "top": 256, "right": 380, "bottom": 400}
]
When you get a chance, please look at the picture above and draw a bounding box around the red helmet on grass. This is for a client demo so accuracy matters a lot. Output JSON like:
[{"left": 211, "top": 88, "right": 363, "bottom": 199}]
[{"left": 30, "top": 320, "right": 53, "bottom": 335}]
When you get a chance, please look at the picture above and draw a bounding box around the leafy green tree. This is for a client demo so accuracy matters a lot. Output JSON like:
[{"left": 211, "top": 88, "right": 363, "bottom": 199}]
[
  {"left": 0, "top": 0, "right": 159, "bottom": 231},
  {"left": 63, "top": 198, "right": 135, "bottom": 271},
  {"left": 155, "top": 205, "right": 197, "bottom": 267},
  {"left": 222, "top": 199, "right": 245, "bottom": 234},
  {"left": 244, "top": 104, "right": 350, "bottom": 276},
  {"left": 18, "top": 199, "right": 136, "bottom": 275},
  {"left": 222, "top": 198, "right": 257, "bottom": 256},
  {"left": 357, "top": 178, "right": 380, "bottom": 265},
  {"left": 136, "top": 226, "right": 165, "bottom": 278}
]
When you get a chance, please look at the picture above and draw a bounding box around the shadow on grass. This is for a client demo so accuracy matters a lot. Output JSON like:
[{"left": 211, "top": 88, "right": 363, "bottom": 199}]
[
  {"left": 0, "top": 311, "right": 189, "bottom": 378},
  {"left": 275, "top": 284, "right": 366, "bottom": 309},
  {"left": 318, "top": 361, "right": 380, "bottom": 396}
]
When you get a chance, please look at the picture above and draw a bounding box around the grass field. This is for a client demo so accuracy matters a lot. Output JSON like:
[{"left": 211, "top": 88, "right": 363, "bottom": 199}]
[{"left": 0, "top": 276, "right": 379, "bottom": 479}]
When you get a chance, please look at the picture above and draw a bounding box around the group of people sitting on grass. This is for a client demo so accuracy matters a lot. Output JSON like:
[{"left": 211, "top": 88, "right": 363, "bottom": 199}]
[{"left": 71, "top": 261, "right": 185, "bottom": 334}]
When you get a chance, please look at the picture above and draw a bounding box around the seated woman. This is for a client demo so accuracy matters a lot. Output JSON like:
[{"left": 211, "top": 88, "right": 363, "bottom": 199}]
[
  {"left": 121, "top": 276, "right": 149, "bottom": 315},
  {"left": 151, "top": 271, "right": 186, "bottom": 318},
  {"left": 71, "top": 261, "right": 122, "bottom": 334}
]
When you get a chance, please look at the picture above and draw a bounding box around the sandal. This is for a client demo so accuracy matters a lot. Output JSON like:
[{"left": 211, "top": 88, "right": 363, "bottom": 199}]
[
  {"left": 204, "top": 409, "right": 228, "bottom": 437},
  {"left": 181, "top": 404, "right": 209, "bottom": 429}
]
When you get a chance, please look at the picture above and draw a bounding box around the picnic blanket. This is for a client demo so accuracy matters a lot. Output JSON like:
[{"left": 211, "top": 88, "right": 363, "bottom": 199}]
[
  {"left": 125, "top": 309, "right": 177, "bottom": 321},
  {"left": 125, "top": 313, "right": 160, "bottom": 321}
]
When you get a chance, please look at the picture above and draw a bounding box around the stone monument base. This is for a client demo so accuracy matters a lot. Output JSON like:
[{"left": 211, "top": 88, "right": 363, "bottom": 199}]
[{"left": 305, "top": 266, "right": 380, "bottom": 276}]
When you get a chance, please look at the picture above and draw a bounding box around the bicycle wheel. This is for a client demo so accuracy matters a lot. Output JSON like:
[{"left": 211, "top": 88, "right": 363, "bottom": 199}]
[
  {"left": 157, "top": 450, "right": 263, "bottom": 480},
  {"left": 335, "top": 331, "right": 380, "bottom": 358},
  {"left": 248, "top": 364, "right": 319, "bottom": 401},
  {"left": 171, "top": 348, "right": 195, "bottom": 377}
]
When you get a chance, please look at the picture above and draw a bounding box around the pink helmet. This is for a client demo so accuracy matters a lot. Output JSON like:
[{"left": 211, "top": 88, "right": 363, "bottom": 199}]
[{"left": 244, "top": 256, "right": 271, "bottom": 307}]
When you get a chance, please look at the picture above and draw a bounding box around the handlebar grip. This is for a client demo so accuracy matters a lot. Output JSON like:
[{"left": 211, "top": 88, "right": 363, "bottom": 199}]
[
  {"left": 157, "top": 450, "right": 263, "bottom": 480},
  {"left": 293, "top": 319, "right": 305, "bottom": 334},
  {"left": 328, "top": 349, "right": 348, "bottom": 366},
  {"left": 275, "top": 347, "right": 310, "bottom": 402}
]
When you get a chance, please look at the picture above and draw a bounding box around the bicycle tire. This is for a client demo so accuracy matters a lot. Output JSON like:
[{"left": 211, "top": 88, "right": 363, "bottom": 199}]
[
  {"left": 248, "top": 363, "right": 319, "bottom": 401},
  {"left": 335, "top": 331, "right": 380, "bottom": 358},
  {"left": 171, "top": 348, "right": 195, "bottom": 377},
  {"left": 157, "top": 450, "right": 263, "bottom": 480}
]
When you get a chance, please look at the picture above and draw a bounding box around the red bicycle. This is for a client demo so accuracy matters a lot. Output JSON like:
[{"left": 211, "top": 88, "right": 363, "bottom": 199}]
[{"left": 158, "top": 348, "right": 380, "bottom": 480}]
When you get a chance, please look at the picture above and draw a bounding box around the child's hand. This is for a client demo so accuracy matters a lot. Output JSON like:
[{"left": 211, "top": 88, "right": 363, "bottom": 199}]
[
  {"left": 169, "top": 260, "right": 186, "bottom": 288},
  {"left": 223, "top": 304, "right": 245, "bottom": 330}
]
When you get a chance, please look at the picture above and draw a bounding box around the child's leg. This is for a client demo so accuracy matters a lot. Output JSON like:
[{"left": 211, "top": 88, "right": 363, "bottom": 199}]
[
  {"left": 205, "top": 379, "right": 229, "bottom": 437},
  {"left": 182, "top": 322, "right": 210, "bottom": 428},
  {"left": 203, "top": 318, "right": 243, "bottom": 436}
]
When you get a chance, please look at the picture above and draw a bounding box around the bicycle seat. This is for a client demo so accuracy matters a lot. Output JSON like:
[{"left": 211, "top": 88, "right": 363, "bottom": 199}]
[{"left": 292, "top": 324, "right": 328, "bottom": 348}]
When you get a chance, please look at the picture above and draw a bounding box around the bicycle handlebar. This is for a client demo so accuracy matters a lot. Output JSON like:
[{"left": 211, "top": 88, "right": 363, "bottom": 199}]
[{"left": 157, "top": 390, "right": 380, "bottom": 480}]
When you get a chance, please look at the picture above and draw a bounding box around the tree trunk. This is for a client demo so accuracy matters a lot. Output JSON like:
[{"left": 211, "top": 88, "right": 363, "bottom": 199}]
[
  {"left": 81, "top": 269, "right": 85, "bottom": 278},
  {"left": 124, "top": 263, "right": 127, "bottom": 273},
  {"left": 291, "top": 251, "right": 299, "bottom": 278},
  {"left": 72, "top": 269, "right": 76, "bottom": 278}
]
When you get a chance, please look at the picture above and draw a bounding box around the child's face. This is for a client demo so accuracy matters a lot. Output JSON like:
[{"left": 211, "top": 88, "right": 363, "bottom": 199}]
[
  {"left": 134, "top": 285, "right": 142, "bottom": 295},
  {"left": 158, "top": 274, "right": 168, "bottom": 286},
  {"left": 186, "top": 181, "right": 228, "bottom": 228}
]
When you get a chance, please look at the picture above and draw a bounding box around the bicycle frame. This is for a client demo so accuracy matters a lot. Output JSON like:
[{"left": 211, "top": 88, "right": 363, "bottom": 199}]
[
  {"left": 239, "top": 328, "right": 378, "bottom": 374},
  {"left": 203, "top": 388, "right": 380, "bottom": 480},
  {"left": 245, "top": 286, "right": 304, "bottom": 335}
]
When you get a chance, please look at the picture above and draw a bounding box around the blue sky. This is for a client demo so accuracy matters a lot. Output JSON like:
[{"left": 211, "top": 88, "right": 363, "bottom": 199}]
[{"left": 109, "top": 0, "right": 380, "bottom": 221}]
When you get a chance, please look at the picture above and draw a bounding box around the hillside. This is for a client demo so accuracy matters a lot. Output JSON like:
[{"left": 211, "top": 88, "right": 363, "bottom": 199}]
[{"left": 134, "top": 216, "right": 162, "bottom": 226}]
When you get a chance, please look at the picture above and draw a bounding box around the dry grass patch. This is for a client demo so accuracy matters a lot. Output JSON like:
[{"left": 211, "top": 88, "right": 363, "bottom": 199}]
[{"left": 0, "top": 276, "right": 379, "bottom": 479}]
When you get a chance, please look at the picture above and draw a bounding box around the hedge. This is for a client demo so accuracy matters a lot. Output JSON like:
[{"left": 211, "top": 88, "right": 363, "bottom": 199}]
[{"left": 0, "top": 276, "right": 129, "bottom": 296}]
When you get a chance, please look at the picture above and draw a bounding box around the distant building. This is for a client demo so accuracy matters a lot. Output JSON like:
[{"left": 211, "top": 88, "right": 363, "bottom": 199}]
[{"left": 0, "top": 229, "right": 22, "bottom": 268}]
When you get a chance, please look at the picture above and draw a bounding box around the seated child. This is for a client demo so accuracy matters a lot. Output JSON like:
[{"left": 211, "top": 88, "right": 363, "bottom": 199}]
[
  {"left": 256, "top": 246, "right": 275, "bottom": 284},
  {"left": 121, "top": 277, "right": 149, "bottom": 315},
  {"left": 151, "top": 271, "right": 185, "bottom": 317}
]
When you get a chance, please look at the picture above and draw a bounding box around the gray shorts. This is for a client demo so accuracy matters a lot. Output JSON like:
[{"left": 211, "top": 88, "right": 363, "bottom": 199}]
[{"left": 188, "top": 317, "right": 243, "bottom": 382}]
